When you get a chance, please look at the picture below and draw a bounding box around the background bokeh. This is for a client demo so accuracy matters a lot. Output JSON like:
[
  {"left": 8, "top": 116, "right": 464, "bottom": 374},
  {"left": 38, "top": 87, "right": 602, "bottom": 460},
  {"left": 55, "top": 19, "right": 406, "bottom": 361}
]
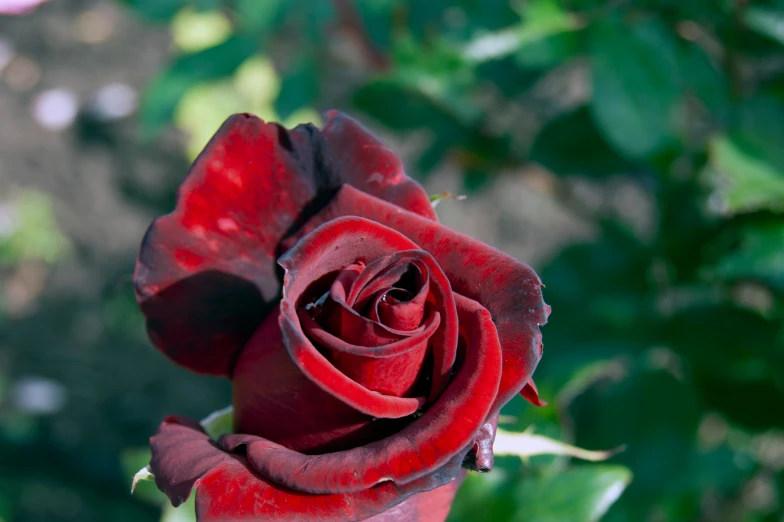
[{"left": 1, "top": 0, "right": 783, "bottom": 521}]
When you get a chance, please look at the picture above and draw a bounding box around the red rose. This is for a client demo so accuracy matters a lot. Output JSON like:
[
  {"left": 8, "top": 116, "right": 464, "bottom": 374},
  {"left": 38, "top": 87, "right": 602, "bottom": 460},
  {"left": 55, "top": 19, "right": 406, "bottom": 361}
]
[{"left": 135, "top": 111, "right": 549, "bottom": 521}]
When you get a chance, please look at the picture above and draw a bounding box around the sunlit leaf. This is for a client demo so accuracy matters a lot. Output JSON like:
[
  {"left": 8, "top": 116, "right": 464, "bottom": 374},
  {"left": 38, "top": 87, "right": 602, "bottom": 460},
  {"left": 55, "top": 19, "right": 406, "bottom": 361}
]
[
  {"left": 0, "top": 190, "right": 71, "bottom": 265},
  {"left": 707, "top": 134, "right": 784, "bottom": 214},
  {"left": 463, "top": 0, "right": 581, "bottom": 63},
  {"left": 512, "top": 466, "right": 632, "bottom": 522},
  {"left": 234, "top": 55, "right": 281, "bottom": 107},
  {"left": 200, "top": 405, "right": 233, "bottom": 439},
  {"left": 140, "top": 36, "right": 257, "bottom": 137},
  {"left": 171, "top": 7, "right": 232, "bottom": 52},
  {"left": 743, "top": 7, "right": 784, "bottom": 46},
  {"left": 494, "top": 427, "right": 625, "bottom": 462},
  {"left": 174, "top": 56, "right": 279, "bottom": 159}
]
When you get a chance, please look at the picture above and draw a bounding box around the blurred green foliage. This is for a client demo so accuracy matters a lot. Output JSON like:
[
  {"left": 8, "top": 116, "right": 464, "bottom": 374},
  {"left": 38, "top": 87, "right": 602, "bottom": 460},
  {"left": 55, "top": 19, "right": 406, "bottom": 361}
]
[{"left": 3, "top": 0, "right": 784, "bottom": 521}]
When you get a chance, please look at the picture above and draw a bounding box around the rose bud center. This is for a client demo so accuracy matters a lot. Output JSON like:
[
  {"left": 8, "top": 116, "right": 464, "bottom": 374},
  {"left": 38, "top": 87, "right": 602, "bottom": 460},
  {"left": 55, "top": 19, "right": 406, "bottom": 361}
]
[{"left": 299, "top": 257, "right": 437, "bottom": 398}]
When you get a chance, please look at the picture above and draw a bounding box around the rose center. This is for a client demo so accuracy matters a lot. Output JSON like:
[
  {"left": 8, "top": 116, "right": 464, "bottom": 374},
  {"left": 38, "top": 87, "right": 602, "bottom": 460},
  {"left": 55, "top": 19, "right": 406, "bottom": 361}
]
[{"left": 298, "top": 257, "right": 436, "bottom": 398}]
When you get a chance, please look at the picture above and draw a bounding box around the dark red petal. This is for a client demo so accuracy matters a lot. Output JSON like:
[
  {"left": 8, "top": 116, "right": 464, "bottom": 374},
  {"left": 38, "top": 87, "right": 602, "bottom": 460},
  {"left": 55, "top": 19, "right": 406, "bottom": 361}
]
[
  {"left": 149, "top": 417, "right": 463, "bottom": 522},
  {"left": 520, "top": 379, "right": 548, "bottom": 407},
  {"left": 135, "top": 112, "right": 435, "bottom": 376},
  {"left": 300, "top": 308, "right": 437, "bottom": 355},
  {"left": 233, "top": 309, "right": 408, "bottom": 453},
  {"left": 316, "top": 296, "right": 426, "bottom": 347},
  {"left": 362, "top": 476, "right": 464, "bottom": 522},
  {"left": 375, "top": 285, "right": 428, "bottom": 330},
  {"left": 224, "top": 293, "right": 501, "bottom": 495},
  {"left": 348, "top": 260, "right": 410, "bottom": 310},
  {"left": 320, "top": 110, "right": 438, "bottom": 222},
  {"left": 300, "top": 307, "right": 438, "bottom": 397},
  {"left": 279, "top": 217, "right": 459, "bottom": 408},
  {"left": 285, "top": 186, "right": 550, "bottom": 412}
]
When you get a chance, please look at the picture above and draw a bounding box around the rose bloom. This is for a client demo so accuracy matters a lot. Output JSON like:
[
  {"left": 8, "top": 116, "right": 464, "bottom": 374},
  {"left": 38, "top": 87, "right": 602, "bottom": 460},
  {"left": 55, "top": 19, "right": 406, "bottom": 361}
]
[{"left": 135, "top": 111, "right": 549, "bottom": 521}]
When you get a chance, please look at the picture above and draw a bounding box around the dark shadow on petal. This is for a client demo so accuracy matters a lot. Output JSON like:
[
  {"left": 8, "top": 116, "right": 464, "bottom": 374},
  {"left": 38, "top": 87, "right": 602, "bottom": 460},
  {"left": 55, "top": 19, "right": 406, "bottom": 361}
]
[{"left": 139, "top": 270, "right": 272, "bottom": 377}]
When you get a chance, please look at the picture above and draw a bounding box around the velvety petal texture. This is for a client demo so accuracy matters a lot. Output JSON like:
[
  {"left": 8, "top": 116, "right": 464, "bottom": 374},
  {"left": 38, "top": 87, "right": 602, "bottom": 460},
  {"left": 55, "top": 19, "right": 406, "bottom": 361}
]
[
  {"left": 150, "top": 417, "right": 465, "bottom": 522},
  {"left": 135, "top": 112, "right": 436, "bottom": 376},
  {"left": 280, "top": 184, "right": 550, "bottom": 413},
  {"left": 136, "top": 111, "right": 549, "bottom": 522}
]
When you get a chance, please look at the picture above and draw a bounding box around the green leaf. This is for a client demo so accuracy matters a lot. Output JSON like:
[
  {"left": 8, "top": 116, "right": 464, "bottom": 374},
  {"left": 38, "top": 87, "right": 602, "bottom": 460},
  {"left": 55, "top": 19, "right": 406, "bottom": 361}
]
[
  {"left": 530, "top": 106, "right": 632, "bottom": 177},
  {"left": 679, "top": 43, "right": 731, "bottom": 125},
  {"left": 171, "top": 7, "right": 233, "bottom": 52},
  {"left": 140, "top": 36, "right": 257, "bottom": 137},
  {"left": 233, "top": 0, "right": 289, "bottom": 35},
  {"left": 123, "top": 0, "right": 186, "bottom": 22},
  {"left": 707, "top": 134, "right": 784, "bottom": 214},
  {"left": 494, "top": 427, "right": 624, "bottom": 462},
  {"left": 463, "top": 0, "right": 581, "bottom": 64},
  {"left": 569, "top": 368, "right": 701, "bottom": 515},
  {"left": 589, "top": 19, "right": 681, "bottom": 159},
  {"left": 0, "top": 190, "right": 71, "bottom": 265},
  {"left": 711, "top": 221, "right": 784, "bottom": 291},
  {"left": 275, "top": 58, "right": 319, "bottom": 120},
  {"left": 200, "top": 405, "right": 234, "bottom": 439},
  {"left": 512, "top": 465, "right": 632, "bottom": 522},
  {"left": 743, "top": 6, "right": 784, "bottom": 46}
]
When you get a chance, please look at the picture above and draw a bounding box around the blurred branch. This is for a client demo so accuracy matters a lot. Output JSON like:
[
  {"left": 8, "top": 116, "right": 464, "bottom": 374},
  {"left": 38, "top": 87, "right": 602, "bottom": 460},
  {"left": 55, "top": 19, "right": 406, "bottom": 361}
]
[{"left": 331, "top": 0, "right": 390, "bottom": 71}]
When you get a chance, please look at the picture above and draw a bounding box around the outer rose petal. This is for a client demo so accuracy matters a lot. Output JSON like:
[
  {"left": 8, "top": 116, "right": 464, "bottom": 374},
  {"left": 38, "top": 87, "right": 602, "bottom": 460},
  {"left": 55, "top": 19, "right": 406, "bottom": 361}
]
[
  {"left": 283, "top": 185, "right": 550, "bottom": 413},
  {"left": 223, "top": 292, "right": 501, "bottom": 495},
  {"left": 149, "top": 417, "right": 464, "bottom": 522},
  {"left": 135, "top": 112, "right": 435, "bottom": 376}
]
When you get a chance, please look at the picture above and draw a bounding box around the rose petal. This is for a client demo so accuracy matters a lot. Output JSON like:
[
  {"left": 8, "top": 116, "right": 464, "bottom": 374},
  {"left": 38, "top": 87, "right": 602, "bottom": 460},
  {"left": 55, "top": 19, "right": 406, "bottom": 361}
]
[
  {"left": 284, "top": 186, "right": 550, "bottom": 412},
  {"left": 233, "top": 309, "right": 417, "bottom": 453},
  {"left": 301, "top": 307, "right": 439, "bottom": 397},
  {"left": 135, "top": 112, "right": 435, "bottom": 376},
  {"left": 299, "top": 307, "right": 439, "bottom": 357},
  {"left": 279, "top": 217, "right": 459, "bottom": 409},
  {"left": 520, "top": 379, "right": 548, "bottom": 407},
  {"left": 149, "top": 417, "right": 464, "bottom": 522},
  {"left": 302, "top": 254, "right": 437, "bottom": 398},
  {"left": 320, "top": 110, "right": 438, "bottom": 222},
  {"left": 223, "top": 293, "right": 501, "bottom": 495}
]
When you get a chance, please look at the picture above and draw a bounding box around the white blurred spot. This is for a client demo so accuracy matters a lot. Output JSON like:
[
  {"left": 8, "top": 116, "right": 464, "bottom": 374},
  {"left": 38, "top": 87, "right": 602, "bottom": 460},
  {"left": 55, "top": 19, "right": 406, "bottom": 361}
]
[
  {"left": 88, "top": 82, "right": 137, "bottom": 121},
  {"left": 32, "top": 88, "right": 79, "bottom": 131},
  {"left": 11, "top": 376, "right": 67, "bottom": 415}
]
